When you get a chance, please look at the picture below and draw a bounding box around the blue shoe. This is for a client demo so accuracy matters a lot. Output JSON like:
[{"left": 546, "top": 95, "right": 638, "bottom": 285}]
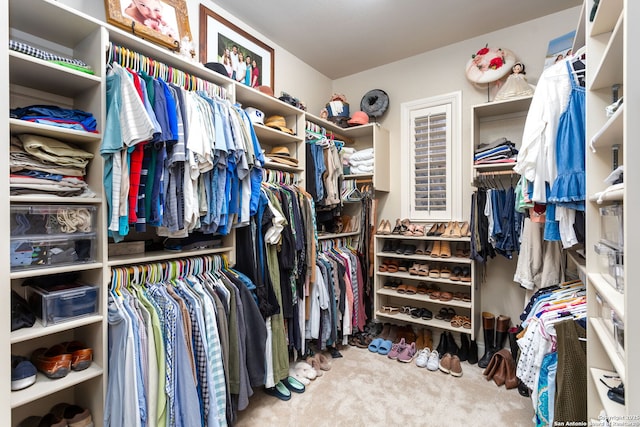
[{"left": 11, "top": 355, "right": 37, "bottom": 391}]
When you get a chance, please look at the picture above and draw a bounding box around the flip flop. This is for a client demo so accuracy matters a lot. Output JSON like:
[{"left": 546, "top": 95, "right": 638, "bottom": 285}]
[
  {"left": 378, "top": 339, "right": 393, "bottom": 355},
  {"left": 283, "top": 376, "right": 306, "bottom": 393},
  {"left": 265, "top": 381, "right": 292, "bottom": 401},
  {"left": 368, "top": 337, "right": 383, "bottom": 352}
]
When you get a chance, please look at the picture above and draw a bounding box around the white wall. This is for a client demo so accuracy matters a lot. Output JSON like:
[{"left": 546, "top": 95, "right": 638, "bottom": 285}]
[{"left": 331, "top": 6, "right": 582, "bottom": 331}]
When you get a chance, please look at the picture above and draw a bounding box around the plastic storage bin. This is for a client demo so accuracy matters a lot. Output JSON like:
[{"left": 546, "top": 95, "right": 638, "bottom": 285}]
[
  {"left": 27, "top": 283, "right": 99, "bottom": 326},
  {"left": 594, "top": 241, "right": 624, "bottom": 293},
  {"left": 600, "top": 204, "right": 623, "bottom": 249},
  {"left": 10, "top": 205, "right": 96, "bottom": 236},
  {"left": 10, "top": 233, "right": 97, "bottom": 270}
]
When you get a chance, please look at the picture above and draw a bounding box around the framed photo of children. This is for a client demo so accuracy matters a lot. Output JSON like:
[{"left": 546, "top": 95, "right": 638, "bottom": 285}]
[
  {"left": 199, "top": 4, "right": 274, "bottom": 89},
  {"left": 104, "top": 0, "right": 193, "bottom": 52}
]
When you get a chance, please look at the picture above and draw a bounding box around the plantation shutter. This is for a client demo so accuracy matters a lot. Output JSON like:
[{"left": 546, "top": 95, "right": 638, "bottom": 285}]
[{"left": 409, "top": 104, "right": 451, "bottom": 219}]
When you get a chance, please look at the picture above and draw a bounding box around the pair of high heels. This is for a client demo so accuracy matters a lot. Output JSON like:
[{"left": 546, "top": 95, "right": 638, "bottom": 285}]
[
  {"left": 377, "top": 219, "right": 392, "bottom": 235},
  {"left": 426, "top": 221, "right": 471, "bottom": 238}
]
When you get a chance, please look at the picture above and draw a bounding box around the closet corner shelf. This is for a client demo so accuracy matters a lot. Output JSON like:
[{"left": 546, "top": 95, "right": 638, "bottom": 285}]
[
  {"left": 9, "top": 196, "right": 103, "bottom": 205},
  {"left": 235, "top": 84, "right": 303, "bottom": 117},
  {"left": 10, "top": 364, "right": 103, "bottom": 409},
  {"left": 590, "top": 367, "right": 626, "bottom": 418},
  {"left": 10, "top": 262, "right": 104, "bottom": 280},
  {"left": 590, "top": 11, "right": 624, "bottom": 91},
  {"left": 588, "top": 188, "right": 624, "bottom": 204},
  {"left": 263, "top": 161, "right": 303, "bottom": 174},
  {"left": 253, "top": 123, "right": 304, "bottom": 146},
  {"left": 376, "top": 287, "right": 472, "bottom": 309},
  {"left": 472, "top": 95, "right": 533, "bottom": 118},
  {"left": 589, "top": 317, "right": 626, "bottom": 383},
  {"left": 590, "top": 0, "right": 623, "bottom": 37},
  {"left": 9, "top": 50, "right": 102, "bottom": 96},
  {"left": 589, "top": 272, "right": 624, "bottom": 321},
  {"left": 317, "top": 231, "right": 360, "bottom": 241},
  {"left": 344, "top": 173, "right": 373, "bottom": 180},
  {"left": 107, "top": 246, "right": 235, "bottom": 267},
  {"left": 589, "top": 103, "right": 623, "bottom": 152},
  {"left": 567, "top": 250, "right": 587, "bottom": 282},
  {"left": 10, "top": 315, "right": 103, "bottom": 345},
  {"left": 9, "top": 118, "right": 103, "bottom": 144}
]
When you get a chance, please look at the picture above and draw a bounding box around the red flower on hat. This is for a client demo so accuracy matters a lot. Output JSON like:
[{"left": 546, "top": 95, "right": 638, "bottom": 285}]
[
  {"left": 489, "top": 57, "right": 504, "bottom": 70},
  {"left": 476, "top": 46, "right": 490, "bottom": 56}
]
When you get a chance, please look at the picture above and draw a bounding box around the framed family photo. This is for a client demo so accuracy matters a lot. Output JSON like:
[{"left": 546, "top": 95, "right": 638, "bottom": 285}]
[
  {"left": 104, "top": 0, "right": 193, "bottom": 52},
  {"left": 199, "top": 5, "right": 274, "bottom": 89},
  {"left": 543, "top": 30, "right": 576, "bottom": 70}
]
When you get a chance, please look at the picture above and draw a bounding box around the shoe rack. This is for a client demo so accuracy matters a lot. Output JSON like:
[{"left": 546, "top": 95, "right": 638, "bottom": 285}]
[
  {"left": 584, "top": 0, "right": 639, "bottom": 421},
  {"left": 373, "top": 222, "right": 478, "bottom": 341}
]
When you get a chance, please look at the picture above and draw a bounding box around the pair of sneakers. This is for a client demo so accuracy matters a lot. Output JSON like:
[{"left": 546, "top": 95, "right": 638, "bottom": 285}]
[
  {"left": 415, "top": 347, "right": 439, "bottom": 371},
  {"left": 387, "top": 338, "right": 417, "bottom": 363}
]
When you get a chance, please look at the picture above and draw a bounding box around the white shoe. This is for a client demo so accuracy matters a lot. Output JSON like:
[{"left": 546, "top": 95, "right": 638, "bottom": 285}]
[
  {"left": 415, "top": 348, "right": 431, "bottom": 368},
  {"left": 426, "top": 350, "right": 440, "bottom": 371}
]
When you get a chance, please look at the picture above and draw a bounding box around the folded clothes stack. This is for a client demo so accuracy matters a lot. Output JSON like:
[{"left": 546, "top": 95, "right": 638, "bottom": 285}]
[
  {"left": 9, "top": 134, "right": 95, "bottom": 197},
  {"left": 348, "top": 147, "right": 374, "bottom": 174},
  {"left": 9, "top": 39, "right": 94, "bottom": 74},
  {"left": 474, "top": 137, "right": 518, "bottom": 164}
]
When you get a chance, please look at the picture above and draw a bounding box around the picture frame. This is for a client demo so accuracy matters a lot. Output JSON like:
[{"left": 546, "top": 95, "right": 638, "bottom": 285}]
[
  {"left": 543, "top": 30, "right": 576, "bottom": 70},
  {"left": 104, "top": 0, "right": 194, "bottom": 53},
  {"left": 199, "top": 5, "right": 274, "bottom": 89}
]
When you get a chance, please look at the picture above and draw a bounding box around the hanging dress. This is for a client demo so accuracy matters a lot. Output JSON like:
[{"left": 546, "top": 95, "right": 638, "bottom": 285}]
[{"left": 545, "top": 60, "right": 586, "bottom": 245}]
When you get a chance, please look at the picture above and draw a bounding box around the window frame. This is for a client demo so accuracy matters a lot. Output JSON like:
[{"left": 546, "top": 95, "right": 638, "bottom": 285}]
[{"left": 400, "top": 91, "right": 462, "bottom": 222}]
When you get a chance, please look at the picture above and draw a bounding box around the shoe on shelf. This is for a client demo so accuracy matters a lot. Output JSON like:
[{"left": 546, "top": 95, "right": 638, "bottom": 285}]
[
  {"left": 426, "top": 223, "right": 438, "bottom": 236},
  {"left": 376, "top": 219, "right": 387, "bottom": 235},
  {"left": 430, "top": 240, "right": 442, "bottom": 258},
  {"left": 31, "top": 346, "right": 72, "bottom": 379},
  {"left": 61, "top": 341, "right": 93, "bottom": 371},
  {"left": 11, "top": 355, "right": 37, "bottom": 391},
  {"left": 415, "top": 240, "right": 427, "bottom": 254},
  {"left": 415, "top": 348, "right": 431, "bottom": 368},
  {"left": 391, "top": 218, "right": 402, "bottom": 234},
  {"left": 434, "top": 223, "right": 446, "bottom": 236},
  {"left": 50, "top": 403, "right": 93, "bottom": 427},
  {"left": 450, "top": 221, "right": 462, "bottom": 238},
  {"left": 460, "top": 221, "right": 470, "bottom": 237}
]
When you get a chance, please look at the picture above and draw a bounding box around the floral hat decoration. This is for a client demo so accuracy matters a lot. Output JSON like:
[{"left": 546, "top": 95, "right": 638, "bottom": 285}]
[{"left": 465, "top": 44, "right": 516, "bottom": 84}]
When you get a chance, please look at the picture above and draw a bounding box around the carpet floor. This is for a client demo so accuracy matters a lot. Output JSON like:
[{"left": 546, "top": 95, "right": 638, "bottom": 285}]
[{"left": 235, "top": 345, "right": 534, "bottom": 427}]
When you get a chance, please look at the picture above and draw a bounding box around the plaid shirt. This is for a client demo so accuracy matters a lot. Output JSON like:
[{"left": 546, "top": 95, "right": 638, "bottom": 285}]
[{"left": 9, "top": 39, "right": 92, "bottom": 69}]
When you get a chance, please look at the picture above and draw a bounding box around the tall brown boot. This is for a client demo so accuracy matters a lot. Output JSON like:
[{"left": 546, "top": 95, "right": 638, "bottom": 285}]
[{"left": 478, "top": 312, "right": 495, "bottom": 368}]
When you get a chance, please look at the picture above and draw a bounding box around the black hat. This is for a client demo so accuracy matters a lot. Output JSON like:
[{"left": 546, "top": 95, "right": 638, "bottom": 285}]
[{"left": 204, "top": 62, "right": 230, "bottom": 77}]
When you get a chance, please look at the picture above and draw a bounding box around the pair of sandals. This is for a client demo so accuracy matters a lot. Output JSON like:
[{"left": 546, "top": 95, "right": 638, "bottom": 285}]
[
  {"left": 409, "top": 263, "right": 430, "bottom": 276},
  {"left": 430, "top": 290, "right": 453, "bottom": 302},
  {"left": 435, "top": 307, "right": 457, "bottom": 321},
  {"left": 410, "top": 307, "right": 433, "bottom": 320},
  {"left": 451, "top": 315, "right": 472, "bottom": 329}
]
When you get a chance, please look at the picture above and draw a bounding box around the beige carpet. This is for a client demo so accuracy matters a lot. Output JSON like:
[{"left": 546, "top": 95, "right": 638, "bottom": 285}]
[{"left": 235, "top": 345, "right": 534, "bottom": 427}]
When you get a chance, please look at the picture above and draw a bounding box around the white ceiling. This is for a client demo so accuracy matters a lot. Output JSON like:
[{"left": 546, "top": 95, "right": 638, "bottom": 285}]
[{"left": 210, "top": 0, "right": 582, "bottom": 79}]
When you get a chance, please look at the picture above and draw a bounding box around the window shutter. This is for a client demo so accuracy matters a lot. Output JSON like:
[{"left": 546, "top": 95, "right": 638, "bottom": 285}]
[{"left": 409, "top": 104, "right": 452, "bottom": 219}]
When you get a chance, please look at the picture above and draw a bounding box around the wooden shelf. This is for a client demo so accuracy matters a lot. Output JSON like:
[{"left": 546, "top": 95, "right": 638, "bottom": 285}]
[
  {"left": 590, "top": 0, "right": 623, "bottom": 36},
  {"left": 589, "top": 272, "right": 624, "bottom": 322},
  {"left": 590, "top": 11, "right": 624, "bottom": 91},
  {"left": 107, "top": 246, "right": 235, "bottom": 267},
  {"left": 590, "top": 367, "right": 625, "bottom": 418},
  {"left": 590, "top": 317, "right": 625, "bottom": 383},
  {"left": 375, "top": 311, "right": 472, "bottom": 334},
  {"left": 11, "top": 315, "right": 103, "bottom": 344},
  {"left": 11, "top": 364, "right": 103, "bottom": 408},
  {"left": 376, "top": 288, "right": 472, "bottom": 309}
]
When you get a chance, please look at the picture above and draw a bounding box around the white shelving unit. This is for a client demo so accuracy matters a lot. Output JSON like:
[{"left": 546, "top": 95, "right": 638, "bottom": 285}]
[
  {"left": 584, "top": 0, "right": 639, "bottom": 419},
  {"left": 373, "top": 233, "right": 478, "bottom": 340}
]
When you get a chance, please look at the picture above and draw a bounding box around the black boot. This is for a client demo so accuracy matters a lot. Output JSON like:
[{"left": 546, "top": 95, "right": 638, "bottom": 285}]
[
  {"left": 494, "top": 315, "right": 511, "bottom": 351},
  {"left": 478, "top": 312, "right": 495, "bottom": 368},
  {"left": 458, "top": 333, "right": 470, "bottom": 362},
  {"left": 468, "top": 339, "right": 478, "bottom": 364},
  {"left": 436, "top": 331, "right": 447, "bottom": 358},
  {"left": 446, "top": 331, "right": 459, "bottom": 356},
  {"left": 508, "top": 325, "right": 530, "bottom": 397}
]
